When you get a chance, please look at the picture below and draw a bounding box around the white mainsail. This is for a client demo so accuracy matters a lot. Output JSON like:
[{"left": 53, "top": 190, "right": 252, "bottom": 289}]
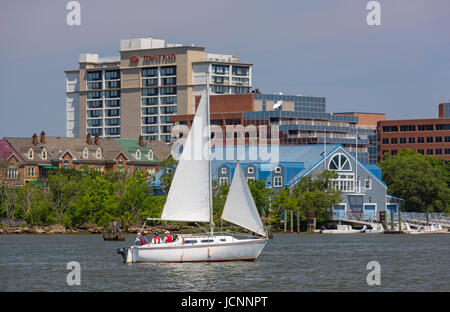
[
  {"left": 221, "top": 162, "right": 266, "bottom": 237},
  {"left": 160, "top": 92, "right": 211, "bottom": 222}
]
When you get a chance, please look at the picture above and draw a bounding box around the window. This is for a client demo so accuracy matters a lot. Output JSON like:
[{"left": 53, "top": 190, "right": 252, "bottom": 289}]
[
  {"left": 247, "top": 167, "right": 254, "bottom": 174},
  {"left": 418, "top": 149, "right": 424, "bottom": 155},
  {"left": 41, "top": 149, "right": 47, "bottom": 160},
  {"left": 247, "top": 177, "right": 256, "bottom": 182},
  {"left": 445, "top": 136, "right": 450, "bottom": 143},
  {"left": 147, "top": 150, "right": 153, "bottom": 160},
  {"left": 426, "top": 149, "right": 433, "bottom": 155},
  {"left": 212, "top": 64, "right": 229, "bottom": 75},
  {"left": 135, "top": 149, "right": 141, "bottom": 160},
  {"left": 184, "top": 240, "right": 198, "bottom": 244},
  {"left": 105, "top": 70, "right": 120, "bottom": 80},
  {"left": 87, "top": 71, "right": 102, "bottom": 81},
  {"left": 426, "top": 137, "right": 433, "bottom": 143},
  {"left": 143, "top": 78, "right": 158, "bottom": 87},
  {"left": 28, "top": 149, "right": 33, "bottom": 159},
  {"left": 221, "top": 168, "right": 227, "bottom": 174},
  {"left": 436, "top": 149, "right": 442, "bottom": 155},
  {"left": 117, "top": 160, "right": 124, "bottom": 172},
  {"left": 83, "top": 148, "right": 88, "bottom": 159},
  {"left": 391, "top": 150, "right": 398, "bottom": 155},
  {"left": 418, "top": 137, "right": 424, "bottom": 143},
  {"left": 161, "top": 77, "right": 176, "bottom": 85},
  {"left": 382, "top": 138, "right": 389, "bottom": 144},
  {"left": 435, "top": 136, "right": 442, "bottom": 143},
  {"left": 436, "top": 124, "right": 450, "bottom": 131},
  {"left": 160, "top": 87, "right": 177, "bottom": 95},
  {"left": 400, "top": 138, "right": 406, "bottom": 144},
  {"left": 364, "top": 179, "right": 372, "bottom": 190},
  {"left": 105, "top": 90, "right": 120, "bottom": 98},
  {"left": 418, "top": 124, "right": 434, "bottom": 131},
  {"left": 391, "top": 138, "right": 398, "bottom": 144},
  {"left": 232, "top": 66, "right": 249, "bottom": 76},
  {"left": 331, "top": 173, "right": 355, "bottom": 192},
  {"left": 274, "top": 176, "right": 283, "bottom": 187},
  {"left": 96, "top": 148, "right": 101, "bottom": 159},
  {"left": 105, "top": 100, "right": 120, "bottom": 108},
  {"left": 328, "top": 153, "right": 351, "bottom": 171},
  {"left": 106, "top": 80, "right": 120, "bottom": 89},
  {"left": 382, "top": 126, "right": 398, "bottom": 132},
  {"left": 63, "top": 160, "right": 71, "bottom": 169},
  {"left": 409, "top": 137, "right": 415, "bottom": 144},
  {"left": 142, "top": 67, "right": 158, "bottom": 77},
  {"left": 220, "top": 177, "right": 228, "bottom": 185},
  {"left": 7, "top": 165, "right": 18, "bottom": 179},
  {"left": 160, "top": 96, "right": 177, "bottom": 105},
  {"left": 27, "top": 167, "right": 36, "bottom": 178},
  {"left": 445, "top": 148, "right": 450, "bottom": 155},
  {"left": 160, "top": 66, "right": 176, "bottom": 76},
  {"left": 400, "top": 125, "right": 416, "bottom": 132},
  {"left": 275, "top": 166, "right": 281, "bottom": 173}
]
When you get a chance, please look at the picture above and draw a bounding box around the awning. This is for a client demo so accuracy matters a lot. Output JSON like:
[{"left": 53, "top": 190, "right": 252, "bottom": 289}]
[
  {"left": 39, "top": 164, "right": 57, "bottom": 169},
  {"left": 27, "top": 180, "right": 41, "bottom": 185}
]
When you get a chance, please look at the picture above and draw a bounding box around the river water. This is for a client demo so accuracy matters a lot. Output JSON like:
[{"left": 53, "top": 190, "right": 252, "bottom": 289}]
[{"left": 0, "top": 233, "right": 448, "bottom": 292}]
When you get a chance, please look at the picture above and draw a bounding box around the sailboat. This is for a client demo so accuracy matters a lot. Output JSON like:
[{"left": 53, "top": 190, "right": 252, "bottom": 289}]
[{"left": 117, "top": 80, "right": 268, "bottom": 263}]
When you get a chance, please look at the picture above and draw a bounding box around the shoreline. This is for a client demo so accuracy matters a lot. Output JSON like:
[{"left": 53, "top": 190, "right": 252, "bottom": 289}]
[{"left": 0, "top": 224, "right": 199, "bottom": 235}]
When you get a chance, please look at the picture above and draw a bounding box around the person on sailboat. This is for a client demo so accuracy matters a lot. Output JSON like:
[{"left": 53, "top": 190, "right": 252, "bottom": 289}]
[
  {"left": 152, "top": 232, "right": 161, "bottom": 244},
  {"left": 164, "top": 231, "right": 173, "bottom": 243},
  {"left": 135, "top": 233, "right": 141, "bottom": 245},
  {"left": 139, "top": 233, "right": 150, "bottom": 245}
]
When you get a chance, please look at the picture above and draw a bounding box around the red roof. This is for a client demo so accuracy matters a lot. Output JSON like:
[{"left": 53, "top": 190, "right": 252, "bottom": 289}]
[{"left": 0, "top": 140, "right": 23, "bottom": 162}]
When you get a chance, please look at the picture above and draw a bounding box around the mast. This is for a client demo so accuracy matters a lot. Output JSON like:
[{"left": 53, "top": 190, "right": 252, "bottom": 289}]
[{"left": 206, "top": 70, "right": 214, "bottom": 235}]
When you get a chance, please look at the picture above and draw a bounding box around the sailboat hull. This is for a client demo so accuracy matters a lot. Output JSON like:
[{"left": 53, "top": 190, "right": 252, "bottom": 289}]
[{"left": 122, "top": 236, "right": 267, "bottom": 263}]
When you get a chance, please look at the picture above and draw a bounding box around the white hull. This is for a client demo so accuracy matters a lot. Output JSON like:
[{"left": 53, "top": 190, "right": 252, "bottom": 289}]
[
  {"left": 409, "top": 225, "right": 447, "bottom": 235},
  {"left": 317, "top": 224, "right": 360, "bottom": 234},
  {"left": 120, "top": 235, "right": 267, "bottom": 263}
]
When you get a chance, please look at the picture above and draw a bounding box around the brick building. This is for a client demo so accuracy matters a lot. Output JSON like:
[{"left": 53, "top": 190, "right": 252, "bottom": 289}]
[
  {"left": 377, "top": 118, "right": 450, "bottom": 162},
  {"left": 0, "top": 132, "right": 171, "bottom": 187}
]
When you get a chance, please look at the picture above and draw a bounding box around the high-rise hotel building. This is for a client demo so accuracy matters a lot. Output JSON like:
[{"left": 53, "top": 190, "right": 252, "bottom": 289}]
[{"left": 65, "top": 37, "right": 252, "bottom": 142}]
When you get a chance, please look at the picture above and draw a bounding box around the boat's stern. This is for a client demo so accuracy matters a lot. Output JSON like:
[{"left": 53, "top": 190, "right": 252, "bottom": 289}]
[{"left": 117, "top": 246, "right": 134, "bottom": 263}]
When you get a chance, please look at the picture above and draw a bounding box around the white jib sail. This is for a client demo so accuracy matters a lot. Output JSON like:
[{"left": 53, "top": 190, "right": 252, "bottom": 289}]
[
  {"left": 160, "top": 92, "right": 211, "bottom": 222},
  {"left": 221, "top": 162, "right": 266, "bottom": 237}
]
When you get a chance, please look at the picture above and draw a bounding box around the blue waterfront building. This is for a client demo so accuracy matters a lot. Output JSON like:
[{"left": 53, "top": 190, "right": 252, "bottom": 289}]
[{"left": 212, "top": 144, "right": 402, "bottom": 218}]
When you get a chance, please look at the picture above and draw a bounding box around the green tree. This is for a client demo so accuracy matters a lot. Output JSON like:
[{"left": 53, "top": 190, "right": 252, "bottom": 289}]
[
  {"left": 378, "top": 149, "right": 450, "bottom": 212},
  {"left": 47, "top": 170, "right": 80, "bottom": 225},
  {"left": 291, "top": 170, "right": 342, "bottom": 222},
  {"left": 212, "top": 182, "right": 229, "bottom": 222},
  {"left": 113, "top": 170, "right": 153, "bottom": 228},
  {"left": 0, "top": 184, "right": 18, "bottom": 226},
  {"left": 269, "top": 187, "right": 298, "bottom": 226},
  {"left": 247, "top": 178, "right": 273, "bottom": 217}
]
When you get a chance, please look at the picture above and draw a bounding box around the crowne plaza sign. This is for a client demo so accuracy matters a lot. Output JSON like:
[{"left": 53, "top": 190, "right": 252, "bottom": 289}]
[{"left": 129, "top": 54, "right": 176, "bottom": 63}]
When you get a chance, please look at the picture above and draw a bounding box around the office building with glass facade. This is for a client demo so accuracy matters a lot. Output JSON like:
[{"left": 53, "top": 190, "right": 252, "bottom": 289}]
[{"left": 171, "top": 94, "right": 384, "bottom": 164}]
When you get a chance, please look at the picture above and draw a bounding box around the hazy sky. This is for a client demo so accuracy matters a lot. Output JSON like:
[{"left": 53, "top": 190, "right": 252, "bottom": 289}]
[{"left": 1, "top": 0, "right": 449, "bottom": 137}]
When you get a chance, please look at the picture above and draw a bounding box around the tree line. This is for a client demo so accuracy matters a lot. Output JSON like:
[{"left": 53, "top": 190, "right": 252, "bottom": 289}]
[{"left": 1, "top": 149, "right": 448, "bottom": 229}]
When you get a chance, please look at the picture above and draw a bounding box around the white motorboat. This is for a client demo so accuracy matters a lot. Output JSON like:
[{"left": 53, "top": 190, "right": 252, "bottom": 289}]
[
  {"left": 360, "top": 224, "right": 384, "bottom": 233},
  {"left": 409, "top": 224, "right": 447, "bottom": 234},
  {"left": 118, "top": 79, "right": 267, "bottom": 263},
  {"left": 318, "top": 224, "right": 361, "bottom": 234}
]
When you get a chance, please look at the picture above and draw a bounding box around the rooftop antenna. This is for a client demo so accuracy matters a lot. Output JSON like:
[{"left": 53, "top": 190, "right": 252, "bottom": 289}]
[{"left": 273, "top": 92, "right": 283, "bottom": 110}]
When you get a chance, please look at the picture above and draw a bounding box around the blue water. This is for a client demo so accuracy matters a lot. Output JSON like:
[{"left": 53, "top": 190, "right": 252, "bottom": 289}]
[{"left": 0, "top": 233, "right": 448, "bottom": 291}]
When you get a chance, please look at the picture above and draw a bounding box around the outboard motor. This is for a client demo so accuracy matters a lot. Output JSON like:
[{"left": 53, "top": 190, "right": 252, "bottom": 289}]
[{"left": 117, "top": 247, "right": 129, "bottom": 263}]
